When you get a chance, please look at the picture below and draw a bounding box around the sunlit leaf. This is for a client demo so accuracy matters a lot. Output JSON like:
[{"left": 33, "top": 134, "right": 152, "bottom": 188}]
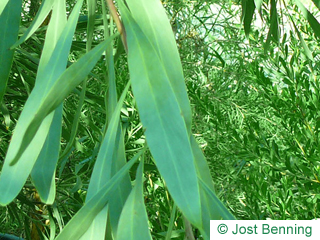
[
  {"left": 117, "top": 0, "right": 201, "bottom": 226},
  {"left": 241, "top": 0, "right": 255, "bottom": 37},
  {"left": 295, "top": 0, "right": 320, "bottom": 39},
  {"left": 116, "top": 159, "right": 152, "bottom": 240},
  {"left": 0, "top": 0, "right": 21, "bottom": 103},
  {"left": 11, "top": 0, "right": 55, "bottom": 49},
  {"left": 30, "top": 0, "right": 67, "bottom": 205},
  {"left": 55, "top": 152, "right": 141, "bottom": 240}
]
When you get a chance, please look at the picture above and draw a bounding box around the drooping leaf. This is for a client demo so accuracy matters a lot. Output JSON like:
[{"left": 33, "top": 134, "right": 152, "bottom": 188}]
[
  {"left": 30, "top": 0, "right": 67, "bottom": 205},
  {"left": 191, "top": 136, "right": 235, "bottom": 238},
  {"left": 295, "top": 0, "right": 320, "bottom": 40},
  {"left": 289, "top": 14, "right": 314, "bottom": 61},
  {"left": 10, "top": 32, "right": 118, "bottom": 166},
  {"left": 241, "top": 0, "right": 256, "bottom": 38},
  {"left": 124, "top": 0, "right": 193, "bottom": 132},
  {"left": 55, "top": 152, "right": 141, "bottom": 240},
  {"left": 0, "top": 0, "right": 84, "bottom": 206},
  {"left": 80, "top": 78, "right": 131, "bottom": 240},
  {"left": 117, "top": 0, "right": 201, "bottom": 226},
  {"left": 11, "top": 0, "right": 55, "bottom": 49},
  {"left": 116, "top": 159, "right": 152, "bottom": 240},
  {"left": 265, "top": 0, "right": 279, "bottom": 51},
  {"left": 0, "top": 0, "right": 22, "bottom": 103}
]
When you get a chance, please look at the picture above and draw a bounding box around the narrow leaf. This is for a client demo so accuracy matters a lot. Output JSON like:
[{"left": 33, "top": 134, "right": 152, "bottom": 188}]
[
  {"left": 11, "top": 0, "right": 55, "bottom": 49},
  {"left": 80, "top": 78, "right": 132, "bottom": 239},
  {"left": 295, "top": 0, "right": 320, "bottom": 39},
  {"left": 30, "top": 0, "right": 67, "bottom": 205},
  {"left": 0, "top": 0, "right": 22, "bottom": 103},
  {"left": 117, "top": 1, "right": 201, "bottom": 226},
  {"left": 55, "top": 152, "right": 141, "bottom": 240},
  {"left": 116, "top": 159, "right": 152, "bottom": 240},
  {"left": 11, "top": 32, "right": 118, "bottom": 166},
  {"left": 242, "top": 0, "right": 256, "bottom": 37},
  {"left": 124, "top": 0, "right": 192, "bottom": 132},
  {"left": 0, "top": 0, "right": 85, "bottom": 206}
]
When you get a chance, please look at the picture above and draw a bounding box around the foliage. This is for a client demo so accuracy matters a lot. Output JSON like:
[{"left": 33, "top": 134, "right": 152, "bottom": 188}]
[{"left": 1, "top": 0, "right": 320, "bottom": 240}]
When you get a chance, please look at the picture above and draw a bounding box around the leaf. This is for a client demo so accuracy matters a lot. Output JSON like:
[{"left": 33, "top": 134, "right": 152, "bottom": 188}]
[
  {"left": 117, "top": 1, "right": 201, "bottom": 226},
  {"left": 254, "top": 0, "right": 263, "bottom": 11},
  {"left": 11, "top": 31, "right": 118, "bottom": 166},
  {"left": 191, "top": 135, "right": 235, "bottom": 238},
  {"left": 10, "top": 0, "right": 55, "bottom": 49},
  {"left": 0, "top": 0, "right": 22, "bottom": 103},
  {"left": 265, "top": 0, "right": 279, "bottom": 51},
  {"left": 116, "top": 159, "right": 152, "bottom": 240},
  {"left": 29, "top": 0, "right": 67, "bottom": 205},
  {"left": 124, "top": 0, "right": 192, "bottom": 132},
  {"left": 289, "top": 14, "right": 314, "bottom": 61},
  {"left": 0, "top": 0, "right": 83, "bottom": 206},
  {"left": 0, "top": 0, "right": 118, "bottom": 206},
  {"left": 55, "top": 152, "right": 141, "bottom": 240},
  {"left": 30, "top": 106, "right": 62, "bottom": 204},
  {"left": 295, "top": 0, "right": 320, "bottom": 40},
  {"left": 242, "top": 0, "right": 256, "bottom": 38},
  {"left": 80, "top": 79, "right": 132, "bottom": 240}
]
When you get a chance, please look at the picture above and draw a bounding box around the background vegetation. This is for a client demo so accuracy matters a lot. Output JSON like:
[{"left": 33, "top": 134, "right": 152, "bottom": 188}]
[{"left": 1, "top": 0, "right": 320, "bottom": 239}]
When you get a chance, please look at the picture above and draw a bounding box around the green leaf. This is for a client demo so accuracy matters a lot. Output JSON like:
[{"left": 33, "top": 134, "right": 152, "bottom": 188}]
[
  {"left": 55, "top": 152, "right": 141, "bottom": 240},
  {"left": 0, "top": 0, "right": 22, "bottom": 103},
  {"left": 117, "top": 1, "right": 201, "bottom": 226},
  {"left": 0, "top": 0, "right": 104, "bottom": 206},
  {"left": 265, "top": 0, "right": 279, "bottom": 51},
  {"left": 10, "top": 0, "right": 55, "bottom": 49},
  {"left": 254, "top": 0, "right": 263, "bottom": 11},
  {"left": 80, "top": 80, "right": 132, "bottom": 239},
  {"left": 242, "top": 0, "right": 256, "bottom": 38},
  {"left": 191, "top": 136, "right": 235, "bottom": 238},
  {"left": 124, "top": 0, "right": 192, "bottom": 132},
  {"left": 116, "top": 159, "right": 152, "bottom": 240},
  {"left": 289, "top": 15, "right": 314, "bottom": 61},
  {"left": 295, "top": 0, "right": 320, "bottom": 40},
  {"left": 11, "top": 31, "right": 118, "bottom": 166},
  {"left": 29, "top": 0, "right": 67, "bottom": 205}
]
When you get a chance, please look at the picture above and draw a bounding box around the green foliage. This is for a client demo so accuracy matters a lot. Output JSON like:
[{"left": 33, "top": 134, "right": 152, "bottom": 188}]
[{"left": 1, "top": 0, "right": 320, "bottom": 239}]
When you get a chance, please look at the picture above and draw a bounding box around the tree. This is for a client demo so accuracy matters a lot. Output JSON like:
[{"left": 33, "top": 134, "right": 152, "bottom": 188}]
[{"left": 1, "top": 0, "right": 320, "bottom": 239}]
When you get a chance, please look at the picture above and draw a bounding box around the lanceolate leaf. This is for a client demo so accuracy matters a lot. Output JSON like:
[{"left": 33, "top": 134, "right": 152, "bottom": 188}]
[
  {"left": 265, "top": 0, "right": 279, "bottom": 51},
  {"left": 11, "top": 32, "right": 119, "bottom": 166},
  {"left": 295, "top": 0, "right": 320, "bottom": 40},
  {"left": 124, "top": 0, "right": 192, "bottom": 133},
  {"left": 0, "top": 0, "right": 84, "bottom": 206},
  {"left": 116, "top": 159, "right": 152, "bottom": 240},
  {"left": 55, "top": 152, "right": 141, "bottom": 240},
  {"left": 0, "top": 0, "right": 119, "bottom": 206},
  {"left": 0, "top": 0, "right": 22, "bottom": 104},
  {"left": 289, "top": 14, "right": 314, "bottom": 61},
  {"left": 80, "top": 80, "right": 132, "bottom": 240},
  {"left": 117, "top": 1, "right": 201, "bottom": 226},
  {"left": 30, "top": 106, "right": 62, "bottom": 204},
  {"left": 11, "top": 0, "right": 55, "bottom": 49},
  {"left": 191, "top": 136, "right": 236, "bottom": 238},
  {"left": 8, "top": 0, "right": 85, "bottom": 165},
  {"left": 30, "top": 0, "right": 67, "bottom": 205},
  {"left": 241, "top": 0, "right": 256, "bottom": 38}
]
